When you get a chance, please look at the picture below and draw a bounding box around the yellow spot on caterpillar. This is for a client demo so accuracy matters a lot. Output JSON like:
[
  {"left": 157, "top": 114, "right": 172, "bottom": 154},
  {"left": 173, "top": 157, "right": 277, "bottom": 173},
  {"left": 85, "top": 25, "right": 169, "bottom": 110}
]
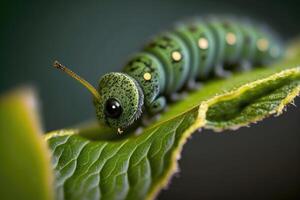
[
  {"left": 172, "top": 51, "right": 182, "bottom": 61},
  {"left": 257, "top": 38, "right": 269, "bottom": 52},
  {"left": 226, "top": 32, "right": 236, "bottom": 45},
  {"left": 143, "top": 72, "right": 152, "bottom": 81},
  {"left": 198, "top": 37, "right": 209, "bottom": 49}
]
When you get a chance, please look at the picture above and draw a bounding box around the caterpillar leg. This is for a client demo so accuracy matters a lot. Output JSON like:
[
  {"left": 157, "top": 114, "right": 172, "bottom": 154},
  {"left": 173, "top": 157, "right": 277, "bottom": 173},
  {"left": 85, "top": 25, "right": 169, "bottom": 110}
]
[
  {"left": 134, "top": 126, "right": 145, "bottom": 135},
  {"left": 186, "top": 80, "right": 203, "bottom": 91},
  {"left": 139, "top": 97, "right": 166, "bottom": 133},
  {"left": 148, "top": 96, "right": 167, "bottom": 114},
  {"left": 168, "top": 92, "right": 188, "bottom": 102},
  {"left": 237, "top": 60, "right": 252, "bottom": 72},
  {"left": 214, "top": 63, "right": 232, "bottom": 78},
  {"left": 141, "top": 113, "right": 162, "bottom": 126}
]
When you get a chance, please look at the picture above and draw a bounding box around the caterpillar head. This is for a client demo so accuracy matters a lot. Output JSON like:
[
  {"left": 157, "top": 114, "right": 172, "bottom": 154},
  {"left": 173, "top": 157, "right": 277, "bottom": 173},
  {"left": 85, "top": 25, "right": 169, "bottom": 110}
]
[
  {"left": 94, "top": 72, "right": 144, "bottom": 132},
  {"left": 53, "top": 61, "right": 144, "bottom": 133}
]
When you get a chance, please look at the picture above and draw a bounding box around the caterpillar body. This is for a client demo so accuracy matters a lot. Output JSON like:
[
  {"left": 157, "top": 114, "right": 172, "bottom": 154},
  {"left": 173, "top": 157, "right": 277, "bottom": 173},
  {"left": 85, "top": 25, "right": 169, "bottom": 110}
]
[{"left": 53, "top": 16, "right": 283, "bottom": 133}]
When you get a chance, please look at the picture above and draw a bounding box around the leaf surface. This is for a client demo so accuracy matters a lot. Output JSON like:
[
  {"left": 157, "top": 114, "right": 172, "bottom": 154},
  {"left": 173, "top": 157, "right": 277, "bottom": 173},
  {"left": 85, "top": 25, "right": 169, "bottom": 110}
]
[{"left": 46, "top": 41, "right": 300, "bottom": 200}]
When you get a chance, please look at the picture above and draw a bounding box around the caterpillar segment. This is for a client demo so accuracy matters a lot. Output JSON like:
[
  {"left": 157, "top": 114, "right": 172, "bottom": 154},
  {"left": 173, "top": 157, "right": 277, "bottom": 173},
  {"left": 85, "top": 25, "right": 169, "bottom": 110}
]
[
  {"left": 123, "top": 53, "right": 166, "bottom": 114},
  {"left": 144, "top": 33, "right": 191, "bottom": 94},
  {"left": 174, "top": 20, "right": 216, "bottom": 83},
  {"left": 53, "top": 16, "right": 284, "bottom": 133}
]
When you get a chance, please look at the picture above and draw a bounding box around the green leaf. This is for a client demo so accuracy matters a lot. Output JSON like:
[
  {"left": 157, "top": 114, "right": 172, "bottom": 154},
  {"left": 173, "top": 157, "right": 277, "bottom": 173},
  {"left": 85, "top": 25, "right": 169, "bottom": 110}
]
[
  {"left": 46, "top": 41, "right": 300, "bottom": 200},
  {"left": 0, "top": 88, "right": 54, "bottom": 200}
]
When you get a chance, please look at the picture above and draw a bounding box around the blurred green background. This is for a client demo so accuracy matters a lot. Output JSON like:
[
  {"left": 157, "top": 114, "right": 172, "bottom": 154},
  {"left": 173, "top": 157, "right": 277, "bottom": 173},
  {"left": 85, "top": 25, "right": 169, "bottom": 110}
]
[{"left": 0, "top": 0, "right": 300, "bottom": 199}]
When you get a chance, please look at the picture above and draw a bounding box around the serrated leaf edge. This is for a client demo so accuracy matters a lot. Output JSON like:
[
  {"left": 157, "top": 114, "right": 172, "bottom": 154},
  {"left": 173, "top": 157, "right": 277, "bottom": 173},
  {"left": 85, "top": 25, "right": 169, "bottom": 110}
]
[
  {"left": 45, "top": 67, "right": 300, "bottom": 200},
  {"left": 146, "top": 67, "right": 300, "bottom": 199}
]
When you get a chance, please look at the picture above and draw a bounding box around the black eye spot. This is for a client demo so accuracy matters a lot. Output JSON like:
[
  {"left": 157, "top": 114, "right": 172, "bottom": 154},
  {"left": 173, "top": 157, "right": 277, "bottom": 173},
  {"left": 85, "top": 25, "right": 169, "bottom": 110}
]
[{"left": 105, "top": 98, "right": 123, "bottom": 118}]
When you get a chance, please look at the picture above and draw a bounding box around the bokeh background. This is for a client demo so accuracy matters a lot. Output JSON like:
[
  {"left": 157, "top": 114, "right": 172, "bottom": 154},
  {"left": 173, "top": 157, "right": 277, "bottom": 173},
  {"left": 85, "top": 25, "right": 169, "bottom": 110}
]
[{"left": 1, "top": 0, "right": 300, "bottom": 199}]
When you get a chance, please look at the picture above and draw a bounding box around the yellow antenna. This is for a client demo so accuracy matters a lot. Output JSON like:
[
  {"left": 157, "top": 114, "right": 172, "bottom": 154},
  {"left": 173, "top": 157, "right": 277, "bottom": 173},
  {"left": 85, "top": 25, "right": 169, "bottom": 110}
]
[{"left": 53, "top": 60, "right": 101, "bottom": 101}]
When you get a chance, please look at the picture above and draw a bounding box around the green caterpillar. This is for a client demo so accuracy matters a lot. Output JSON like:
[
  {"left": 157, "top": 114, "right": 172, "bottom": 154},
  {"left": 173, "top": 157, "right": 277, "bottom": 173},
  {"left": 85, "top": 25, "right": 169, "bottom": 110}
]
[{"left": 53, "top": 16, "right": 283, "bottom": 133}]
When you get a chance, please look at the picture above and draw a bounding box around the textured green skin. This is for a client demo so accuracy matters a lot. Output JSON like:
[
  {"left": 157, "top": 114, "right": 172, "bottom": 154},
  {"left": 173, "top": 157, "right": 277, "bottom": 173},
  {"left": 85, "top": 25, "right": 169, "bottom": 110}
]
[
  {"left": 95, "top": 17, "right": 283, "bottom": 130},
  {"left": 123, "top": 53, "right": 165, "bottom": 107},
  {"left": 222, "top": 19, "right": 244, "bottom": 63},
  {"left": 175, "top": 20, "right": 216, "bottom": 79},
  {"left": 239, "top": 22, "right": 258, "bottom": 61},
  {"left": 255, "top": 30, "right": 282, "bottom": 65},
  {"left": 207, "top": 18, "right": 228, "bottom": 69},
  {"left": 144, "top": 32, "right": 190, "bottom": 94},
  {"left": 95, "top": 73, "right": 143, "bottom": 129},
  {"left": 174, "top": 23, "right": 199, "bottom": 81}
]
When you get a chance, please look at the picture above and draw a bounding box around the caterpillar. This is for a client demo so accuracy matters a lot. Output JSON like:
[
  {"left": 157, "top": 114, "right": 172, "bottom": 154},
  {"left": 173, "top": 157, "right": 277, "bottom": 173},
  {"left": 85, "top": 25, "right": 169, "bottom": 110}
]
[{"left": 53, "top": 16, "right": 283, "bottom": 134}]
